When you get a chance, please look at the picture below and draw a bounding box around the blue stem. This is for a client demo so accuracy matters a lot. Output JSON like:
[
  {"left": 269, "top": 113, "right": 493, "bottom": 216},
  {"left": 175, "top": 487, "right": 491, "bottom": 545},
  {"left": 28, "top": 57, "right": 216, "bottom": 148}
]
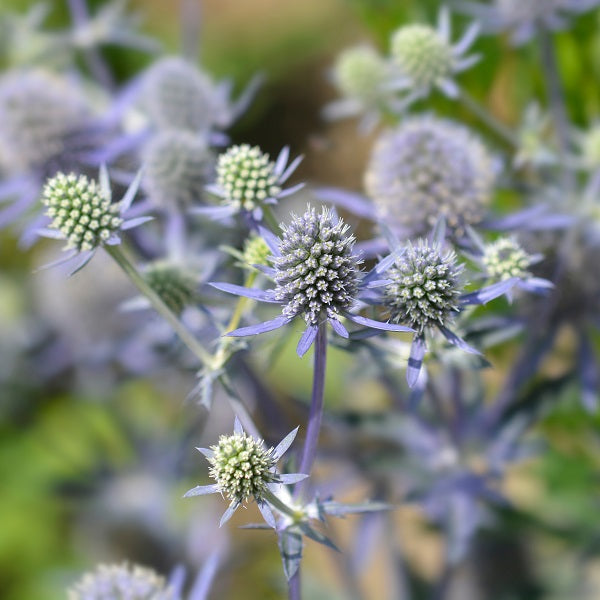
[{"left": 288, "top": 571, "right": 301, "bottom": 600}]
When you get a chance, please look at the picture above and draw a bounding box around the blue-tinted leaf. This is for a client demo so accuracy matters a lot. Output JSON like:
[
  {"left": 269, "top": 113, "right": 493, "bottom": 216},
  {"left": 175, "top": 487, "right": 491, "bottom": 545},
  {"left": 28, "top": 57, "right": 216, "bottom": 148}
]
[
  {"left": 183, "top": 484, "right": 220, "bottom": 498},
  {"left": 258, "top": 501, "right": 277, "bottom": 529},
  {"left": 407, "top": 335, "right": 426, "bottom": 388},
  {"left": 219, "top": 503, "right": 238, "bottom": 527},
  {"left": 273, "top": 427, "right": 300, "bottom": 460},
  {"left": 278, "top": 530, "right": 304, "bottom": 581},
  {"left": 439, "top": 326, "right": 482, "bottom": 355},
  {"left": 344, "top": 313, "right": 414, "bottom": 333},
  {"left": 461, "top": 278, "right": 518, "bottom": 305},
  {"left": 209, "top": 282, "right": 278, "bottom": 303},
  {"left": 314, "top": 187, "right": 374, "bottom": 219},
  {"left": 226, "top": 315, "right": 291, "bottom": 337},
  {"left": 297, "top": 324, "right": 318, "bottom": 357},
  {"left": 329, "top": 317, "right": 349, "bottom": 338}
]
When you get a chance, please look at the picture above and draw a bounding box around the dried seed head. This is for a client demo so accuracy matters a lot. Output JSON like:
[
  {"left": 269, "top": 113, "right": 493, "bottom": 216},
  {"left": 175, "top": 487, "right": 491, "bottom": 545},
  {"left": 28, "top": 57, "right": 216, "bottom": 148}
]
[
  {"left": 390, "top": 25, "right": 453, "bottom": 89},
  {"left": 68, "top": 562, "right": 174, "bottom": 600},
  {"left": 142, "top": 57, "right": 220, "bottom": 132},
  {"left": 216, "top": 144, "right": 280, "bottom": 212},
  {"left": 365, "top": 117, "right": 495, "bottom": 235},
  {"left": 42, "top": 172, "right": 122, "bottom": 252},
  {"left": 144, "top": 262, "right": 197, "bottom": 315},
  {"left": 483, "top": 237, "right": 532, "bottom": 281},
  {"left": 332, "top": 45, "right": 389, "bottom": 105},
  {"left": 208, "top": 432, "right": 277, "bottom": 505},
  {"left": 274, "top": 206, "right": 360, "bottom": 325},
  {"left": 0, "top": 69, "right": 90, "bottom": 173},
  {"left": 383, "top": 240, "right": 463, "bottom": 334},
  {"left": 142, "top": 130, "right": 214, "bottom": 210}
]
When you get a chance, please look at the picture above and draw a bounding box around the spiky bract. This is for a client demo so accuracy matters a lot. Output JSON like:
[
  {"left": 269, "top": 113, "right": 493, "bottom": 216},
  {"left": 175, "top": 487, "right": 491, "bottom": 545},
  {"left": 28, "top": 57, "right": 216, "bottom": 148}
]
[
  {"left": 142, "top": 130, "right": 213, "bottom": 210},
  {"left": 216, "top": 144, "right": 280, "bottom": 212},
  {"left": 42, "top": 173, "right": 122, "bottom": 252},
  {"left": 0, "top": 69, "right": 90, "bottom": 173},
  {"left": 208, "top": 432, "right": 277, "bottom": 505},
  {"left": 274, "top": 207, "right": 360, "bottom": 325},
  {"left": 144, "top": 262, "right": 197, "bottom": 315},
  {"left": 483, "top": 237, "right": 532, "bottom": 281},
  {"left": 390, "top": 25, "right": 453, "bottom": 89},
  {"left": 142, "top": 57, "right": 219, "bottom": 132},
  {"left": 383, "top": 241, "right": 463, "bottom": 334},
  {"left": 68, "top": 563, "right": 173, "bottom": 600},
  {"left": 365, "top": 117, "right": 495, "bottom": 235}
]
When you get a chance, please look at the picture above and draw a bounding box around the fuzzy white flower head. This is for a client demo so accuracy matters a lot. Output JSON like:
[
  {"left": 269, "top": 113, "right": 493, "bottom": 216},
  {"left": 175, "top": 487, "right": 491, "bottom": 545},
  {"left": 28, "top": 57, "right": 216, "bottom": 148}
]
[{"left": 483, "top": 237, "right": 533, "bottom": 281}]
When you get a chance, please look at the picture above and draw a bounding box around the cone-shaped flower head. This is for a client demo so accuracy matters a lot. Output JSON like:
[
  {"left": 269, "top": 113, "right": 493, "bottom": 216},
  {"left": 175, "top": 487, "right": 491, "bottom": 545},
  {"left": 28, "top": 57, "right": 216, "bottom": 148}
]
[
  {"left": 0, "top": 69, "right": 91, "bottom": 173},
  {"left": 383, "top": 240, "right": 463, "bottom": 335},
  {"left": 483, "top": 237, "right": 532, "bottom": 281},
  {"left": 142, "top": 130, "right": 214, "bottom": 210},
  {"left": 68, "top": 562, "right": 174, "bottom": 600},
  {"left": 142, "top": 57, "right": 220, "bottom": 132},
  {"left": 42, "top": 173, "right": 122, "bottom": 252},
  {"left": 365, "top": 117, "right": 495, "bottom": 236},
  {"left": 274, "top": 206, "right": 360, "bottom": 326},
  {"left": 144, "top": 262, "right": 197, "bottom": 315},
  {"left": 209, "top": 431, "right": 279, "bottom": 505},
  {"left": 332, "top": 45, "right": 389, "bottom": 107},
  {"left": 391, "top": 25, "right": 453, "bottom": 90},
  {"left": 216, "top": 144, "right": 281, "bottom": 213}
]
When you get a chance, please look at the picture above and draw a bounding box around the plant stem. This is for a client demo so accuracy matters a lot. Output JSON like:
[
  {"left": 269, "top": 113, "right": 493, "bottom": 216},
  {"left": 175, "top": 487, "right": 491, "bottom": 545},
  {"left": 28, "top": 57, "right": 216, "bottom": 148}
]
[
  {"left": 459, "top": 89, "right": 518, "bottom": 148},
  {"left": 262, "top": 205, "right": 282, "bottom": 236},
  {"left": 295, "top": 323, "right": 328, "bottom": 500},
  {"left": 288, "top": 571, "right": 301, "bottom": 600},
  {"left": 104, "top": 244, "right": 212, "bottom": 366},
  {"left": 262, "top": 489, "right": 301, "bottom": 520}
]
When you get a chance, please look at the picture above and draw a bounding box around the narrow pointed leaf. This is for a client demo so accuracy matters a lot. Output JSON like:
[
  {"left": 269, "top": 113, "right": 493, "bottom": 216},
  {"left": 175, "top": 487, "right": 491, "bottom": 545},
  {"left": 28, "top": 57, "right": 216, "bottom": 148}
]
[
  {"left": 258, "top": 501, "right": 277, "bottom": 529},
  {"left": 345, "top": 312, "right": 414, "bottom": 333},
  {"left": 439, "top": 326, "right": 482, "bottom": 355},
  {"left": 209, "top": 282, "right": 278, "bottom": 303},
  {"left": 329, "top": 317, "right": 349, "bottom": 338},
  {"left": 297, "top": 523, "right": 340, "bottom": 552},
  {"left": 233, "top": 416, "right": 244, "bottom": 434},
  {"left": 278, "top": 530, "right": 304, "bottom": 581},
  {"left": 297, "top": 324, "right": 318, "bottom": 357},
  {"left": 183, "top": 484, "right": 220, "bottom": 498},
  {"left": 278, "top": 473, "right": 308, "bottom": 484},
  {"left": 120, "top": 168, "right": 143, "bottom": 212},
  {"left": 461, "top": 278, "right": 518, "bottom": 305},
  {"left": 226, "top": 315, "right": 291, "bottom": 337},
  {"left": 219, "top": 504, "right": 237, "bottom": 527},
  {"left": 273, "top": 426, "right": 300, "bottom": 459},
  {"left": 121, "top": 215, "right": 154, "bottom": 230}
]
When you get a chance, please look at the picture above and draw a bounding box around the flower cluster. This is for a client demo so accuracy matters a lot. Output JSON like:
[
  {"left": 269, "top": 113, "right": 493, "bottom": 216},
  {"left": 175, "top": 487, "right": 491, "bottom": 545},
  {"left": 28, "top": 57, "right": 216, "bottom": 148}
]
[
  {"left": 482, "top": 237, "right": 533, "bottom": 281},
  {"left": 144, "top": 262, "right": 197, "bottom": 315}
]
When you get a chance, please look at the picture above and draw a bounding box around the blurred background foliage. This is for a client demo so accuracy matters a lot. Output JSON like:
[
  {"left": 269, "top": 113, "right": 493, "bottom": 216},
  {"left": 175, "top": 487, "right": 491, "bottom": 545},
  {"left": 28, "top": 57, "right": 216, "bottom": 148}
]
[{"left": 1, "top": 0, "right": 600, "bottom": 599}]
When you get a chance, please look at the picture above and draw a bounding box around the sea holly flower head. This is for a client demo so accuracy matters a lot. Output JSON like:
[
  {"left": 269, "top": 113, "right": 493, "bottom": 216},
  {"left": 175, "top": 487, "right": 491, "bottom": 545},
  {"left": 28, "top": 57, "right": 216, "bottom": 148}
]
[
  {"left": 142, "top": 130, "right": 214, "bottom": 211},
  {"left": 482, "top": 237, "right": 533, "bottom": 281},
  {"left": 242, "top": 233, "right": 272, "bottom": 269},
  {"left": 364, "top": 116, "right": 495, "bottom": 237},
  {"left": 389, "top": 8, "right": 480, "bottom": 103},
  {"left": 68, "top": 562, "right": 174, "bottom": 600},
  {"left": 383, "top": 239, "right": 463, "bottom": 336},
  {"left": 143, "top": 261, "right": 198, "bottom": 315},
  {"left": 197, "top": 144, "right": 304, "bottom": 223},
  {"left": 37, "top": 167, "right": 150, "bottom": 275},
  {"left": 210, "top": 205, "right": 414, "bottom": 356},
  {"left": 184, "top": 418, "right": 307, "bottom": 527}
]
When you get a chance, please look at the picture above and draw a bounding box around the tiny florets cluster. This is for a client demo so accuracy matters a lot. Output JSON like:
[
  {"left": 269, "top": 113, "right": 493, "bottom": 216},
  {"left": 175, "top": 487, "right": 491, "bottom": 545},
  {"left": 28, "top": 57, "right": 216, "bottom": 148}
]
[
  {"left": 243, "top": 234, "right": 272, "bottom": 268},
  {"left": 42, "top": 173, "right": 122, "bottom": 252},
  {"left": 68, "top": 562, "right": 174, "bottom": 600},
  {"left": 208, "top": 432, "right": 277, "bottom": 505},
  {"left": 216, "top": 144, "right": 281, "bottom": 212},
  {"left": 142, "top": 57, "right": 219, "bottom": 132},
  {"left": 0, "top": 69, "right": 90, "bottom": 173},
  {"left": 142, "top": 130, "right": 214, "bottom": 210},
  {"left": 383, "top": 241, "right": 463, "bottom": 334},
  {"left": 364, "top": 117, "right": 495, "bottom": 235},
  {"left": 483, "top": 238, "right": 532, "bottom": 281},
  {"left": 390, "top": 25, "right": 453, "bottom": 89},
  {"left": 332, "top": 45, "right": 389, "bottom": 105},
  {"left": 144, "top": 262, "right": 197, "bottom": 315},
  {"left": 274, "top": 207, "right": 360, "bottom": 325}
]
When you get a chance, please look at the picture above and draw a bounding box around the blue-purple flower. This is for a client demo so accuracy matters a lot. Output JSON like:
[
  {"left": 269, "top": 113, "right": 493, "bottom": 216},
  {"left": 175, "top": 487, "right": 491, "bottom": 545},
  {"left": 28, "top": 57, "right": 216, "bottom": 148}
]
[{"left": 211, "top": 205, "right": 414, "bottom": 356}]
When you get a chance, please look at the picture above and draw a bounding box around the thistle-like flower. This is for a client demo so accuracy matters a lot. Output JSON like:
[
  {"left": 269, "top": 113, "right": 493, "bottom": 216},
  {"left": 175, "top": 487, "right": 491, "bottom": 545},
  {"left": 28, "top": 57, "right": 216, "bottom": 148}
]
[
  {"left": 483, "top": 237, "right": 533, "bottom": 281},
  {"left": 211, "top": 205, "right": 413, "bottom": 356},
  {"left": 195, "top": 144, "right": 304, "bottom": 223},
  {"left": 0, "top": 69, "right": 91, "bottom": 174},
  {"left": 364, "top": 116, "right": 496, "bottom": 237},
  {"left": 242, "top": 234, "right": 272, "bottom": 269},
  {"left": 37, "top": 167, "right": 150, "bottom": 275},
  {"left": 142, "top": 130, "right": 214, "bottom": 211},
  {"left": 323, "top": 44, "right": 396, "bottom": 130},
  {"left": 383, "top": 240, "right": 463, "bottom": 336},
  {"left": 457, "top": 0, "right": 600, "bottom": 46},
  {"left": 144, "top": 262, "right": 198, "bottom": 315},
  {"left": 389, "top": 8, "right": 480, "bottom": 104},
  {"left": 377, "top": 227, "right": 517, "bottom": 387},
  {"left": 184, "top": 418, "right": 307, "bottom": 527},
  {"left": 68, "top": 562, "right": 174, "bottom": 600}
]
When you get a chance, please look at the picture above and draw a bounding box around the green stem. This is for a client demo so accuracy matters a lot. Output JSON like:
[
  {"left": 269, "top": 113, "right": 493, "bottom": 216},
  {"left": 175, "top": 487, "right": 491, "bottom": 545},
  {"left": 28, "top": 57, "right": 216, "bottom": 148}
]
[
  {"left": 459, "top": 89, "right": 518, "bottom": 148},
  {"left": 263, "top": 489, "right": 301, "bottom": 521},
  {"left": 262, "top": 205, "right": 282, "bottom": 236},
  {"left": 104, "top": 244, "right": 212, "bottom": 366}
]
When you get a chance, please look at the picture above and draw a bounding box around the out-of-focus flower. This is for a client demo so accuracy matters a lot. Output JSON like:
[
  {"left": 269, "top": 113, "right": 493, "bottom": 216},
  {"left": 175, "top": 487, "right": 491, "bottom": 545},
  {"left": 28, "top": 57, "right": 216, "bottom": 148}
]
[
  {"left": 142, "top": 130, "right": 214, "bottom": 211},
  {"left": 323, "top": 44, "right": 397, "bottom": 131},
  {"left": 184, "top": 418, "right": 306, "bottom": 527},
  {"left": 194, "top": 144, "right": 303, "bottom": 224},
  {"left": 37, "top": 167, "right": 150, "bottom": 274},
  {"left": 364, "top": 116, "right": 496, "bottom": 237},
  {"left": 457, "top": 0, "right": 600, "bottom": 46},
  {"left": 389, "top": 8, "right": 480, "bottom": 105},
  {"left": 513, "top": 104, "right": 557, "bottom": 169},
  {"left": 577, "top": 123, "right": 600, "bottom": 171},
  {"left": 211, "top": 205, "right": 413, "bottom": 356},
  {"left": 143, "top": 261, "right": 199, "bottom": 316},
  {"left": 68, "top": 562, "right": 174, "bottom": 599}
]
